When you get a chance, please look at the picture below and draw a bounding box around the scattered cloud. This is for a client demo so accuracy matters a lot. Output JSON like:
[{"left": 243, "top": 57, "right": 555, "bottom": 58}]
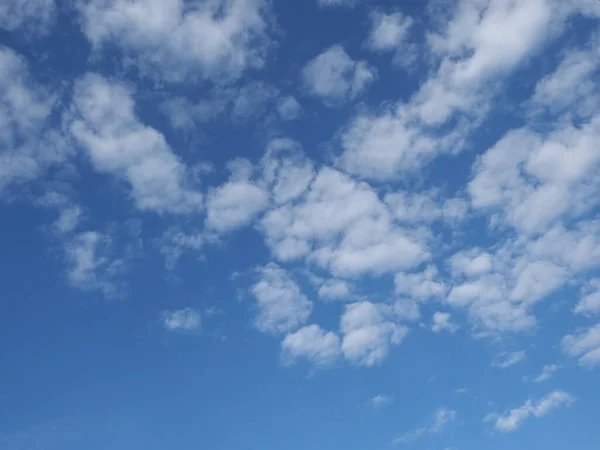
[
  {"left": 340, "top": 301, "right": 407, "bottom": 367},
  {"left": 562, "top": 323, "right": 600, "bottom": 367},
  {"left": 492, "top": 351, "right": 526, "bottom": 369},
  {"left": 302, "top": 45, "right": 376, "bottom": 105},
  {"left": 431, "top": 312, "right": 458, "bottom": 334},
  {"left": 281, "top": 324, "right": 341, "bottom": 366},
  {"left": 366, "top": 11, "right": 413, "bottom": 52},
  {"left": 318, "top": 279, "right": 351, "bottom": 301},
  {"left": 394, "top": 407, "right": 456, "bottom": 444},
  {"left": 251, "top": 263, "right": 313, "bottom": 334},
  {"left": 485, "top": 391, "right": 574, "bottom": 432},
  {"left": 369, "top": 394, "right": 393, "bottom": 409},
  {"left": 162, "top": 308, "right": 202, "bottom": 332},
  {"left": 532, "top": 364, "right": 559, "bottom": 383}
]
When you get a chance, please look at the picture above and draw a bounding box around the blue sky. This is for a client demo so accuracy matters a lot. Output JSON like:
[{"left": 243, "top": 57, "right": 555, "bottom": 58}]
[{"left": 1, "top": 0, "right": 600, "bottom": 448}]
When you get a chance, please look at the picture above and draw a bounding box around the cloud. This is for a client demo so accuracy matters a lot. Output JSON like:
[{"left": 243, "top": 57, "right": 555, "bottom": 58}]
[
  {"left": 77, "top": 0, "right": 273, "bottom": 83},
  {"left": 277, "top": 96, "right": 302, "bottom": 121},
  {"left": 64, "top": 231, "right": 123, "bottom": 296},
  {"left": 0, "top": 46, "right": 67, "bottom": 197},
  {"left": 486, "top": 391, "right": 574, "bottom": 432},
  {"left": 394, "top": 407, "right": 456, "bottom": 444},
  {"left": 318, "top": 279, "right": 351, "bottom": 301},
  {"left": 302, "top": 45, "right": 376, "bottom": 105},
  {"left": 366, "top": 11, "right": 413, "bottom": 52},
  {"left": 261, "top": 167, "right": 430, "bottom": 277},
  {"left": 69, "top": 73, "right": 203, "bottom": 214},
  {"left": 562, "top": 323, "right": 600, "bottom": 367},
  {"left": 575, "top": 279, "right": 600, "bottom": 316},
  {"left": 449, "top": 249, "right": 493, "bottom": 278},
  {"left": 340, "top": 301, "right": 407, "bottom": 366},
  {"left": 162, "top": 308, "right": 202, "bottom": 332},
  {"left": 395, "top": 265, "right": 446, "bottom": 301},
  {"left": 369, "top": 394, "right": 393, "bottom": 409},
  {"left": 205, "top": 159, "right": 269, "bottom": 233},
  {"left": 0, "top": 0, "right": 55, "bottom": 36},
  {"left": 532, "top": 364, "right": 559, "bottom": 383},
  {"left": 492, "top": 351, "right": 526, "bottom": 369},
  {"left": 251, "top": 263, "right": 313, "bottom": 334},
  {"left": 281, "top": 324, "right": 341, "bottom": 366},
  {"left": 431, "top": 312, "right": 458, "bottom": 334}
]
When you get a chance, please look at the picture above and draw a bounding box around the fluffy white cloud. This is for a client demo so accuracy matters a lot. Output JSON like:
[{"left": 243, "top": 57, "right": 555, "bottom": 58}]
[
  {"left": 277, "top": 96, "right": 301, "bottom": 121},
  {"left": 77, "top": 0, "right": 272, "bottom": 83},
  {"left": 469, "top": 117, "right": 600, "bottom": 235},
  {"left": 261, "top": 167, "right": 430, "bottom": 277},
  {"left": 366, "top": 11, "right": 412, "bottom": 52},
  {"left": 65, "top": 231, "right": 123, "bottom": 296},
  {"left": 0, "top": 0, "right": 55, "bottom": 35},
  {"left": 492, "top": 351, "right": 526, "bottom": 369},
  {"left": 562, "top": 323, "right": 600, "bottom": 367},
  {"left": 340, "top": 301, "right": 407, "bottom": 366},
  {"left": 0, "top": 46, "right": 67, "bottom": 196},
  {"left": 302, "top": 45, "right": 376, "bottom": 105},
  {"left": 431, "top": 312, "right": 458, "bottom": 334},
  {"left": 486, "top": 391, "right": 574, "bottom": 432},
  {"left": 575, "top": 279, "right": 600, "bottom": 316},
  {"left": 529, "top": 33, "right": 599, "bottom": 118},
  {"left": 318, "top": 279, "right": 351, "bottom": 301},
  {"left": 206, "top": 159, "right": 269, "bottom": 232},
  {"left": 251, "top": 263, "right": 313, "bottom": 334},
  {"left": 69, "top": 73, "right": 203, "bottom": 214},
  {"left": 281, "top": 324, "right": 341, "bottom": 366},
  {"left": 395, "top": 265, "right": 446, "bottom": 301},
  {"left": 533, "top": 364, "right": 559, "bottom": 383},
  {"left": 449, "top": 249, "right": 493, "bottom": 278},
  {"left": 162, "top": 308, "right": 201, "bottom": 332}
]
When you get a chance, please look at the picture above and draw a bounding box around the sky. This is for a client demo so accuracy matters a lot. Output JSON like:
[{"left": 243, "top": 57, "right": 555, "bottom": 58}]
[{"left": 1, "top": 0, "right": 600, "bottom": 448}]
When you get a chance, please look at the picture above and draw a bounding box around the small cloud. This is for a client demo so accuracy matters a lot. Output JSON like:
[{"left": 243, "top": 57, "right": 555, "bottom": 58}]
[
  {"left": 492, "top": 351, "right": 526, "bottom": 369},
  {"left": 369, "top": 394, "right": 393, "bottom": 409},
  {"left": 162, "top": 308, "right": 202, "bottom": 332},
  {"left": 453, "top": 387, "right": 468, "bottom": 395},
  {"left": 431, "top": 311, "right": 459, "bottom": 333},
  {"left": 394, "top": 407, "right": 456, "bottom": 444},
  {"left": 485, "top": 391, "right": 574, "bottom": 432},
  {"left": 532, "top": 364, "right": 559, "bottom": 383}
]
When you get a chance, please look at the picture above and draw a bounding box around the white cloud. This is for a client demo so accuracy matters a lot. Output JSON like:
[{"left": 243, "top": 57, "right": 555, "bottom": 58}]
[
  {"left": 492, "top": 351, "right": 526, "bottom": 369},
  {"left": 575, "top": 279, "right": 600, "bottom": 316},
  {"left": 449, "top": 249, "right": 493, "bottom": 278},
  {"left": 281, "top": 324, "right": 341, "bottom": 366},
  {"left": 69, "top": 73, "right": 203, "bottom": 214},
  {"left": 77, "top": 0, "right": 272, "bottom": 83},
  {"left": 277, "top": 96, "right": 301, "bottom": 121},
  {"left": 394, "top": 407, "right": 456, "bottom": 444},
  {"left": 486, "top": 391, "right": 574, "bottom": 432},
  {"left": 260, "top": 138, "right": 314, "bottom": 205},
  {"left": 340, "top": 301, "right": 407, "bottom": 366},
  {"left": 65, "top": 231, "right": 123, "bottom": 296},
  {"left": 369, "top": 394, "right": 393, "bottom": 409},
  {"left": 251, "top": 263, "right": 313, "bottom": 334},
  {"left": 0, "top": 46, "right": 67, "bottom": 196},
  {"left": 529, "top": 33, "right": 599, "bottom": 118},
  {"left": 318, "top": 279, "right": 351, "bottom": 301},
  {"left": 533, "top": 364, "right": 559, "bottom": 383},
  {"left": 302, "top": 45, "right": 376, "bottom": 105},
  {"left": 469, "top": 117, "right": 600, "bottom": 235},
  {"left": 366, "top": 11, "right": 413, "bottom": 52},
  {"left": 562, "top": 323, "right": 600, "bottom": 367},
  {"left": 431, "top": 312, "right": 458, "bottom": 334},
  {"left": 261, "top": 167, "right": 430, "bottom": 277},
  {"left": 205, "top": 159, "right": 269, "bottom": 233},
  {"left": 0, "top": 0, "right": 55, "bottom": 35},
  {"left": 395, "top": 265, "right": 446, "bottom": 301},
  {"left": 162, "top": 308, "right": 201, "bottom": 332}
]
